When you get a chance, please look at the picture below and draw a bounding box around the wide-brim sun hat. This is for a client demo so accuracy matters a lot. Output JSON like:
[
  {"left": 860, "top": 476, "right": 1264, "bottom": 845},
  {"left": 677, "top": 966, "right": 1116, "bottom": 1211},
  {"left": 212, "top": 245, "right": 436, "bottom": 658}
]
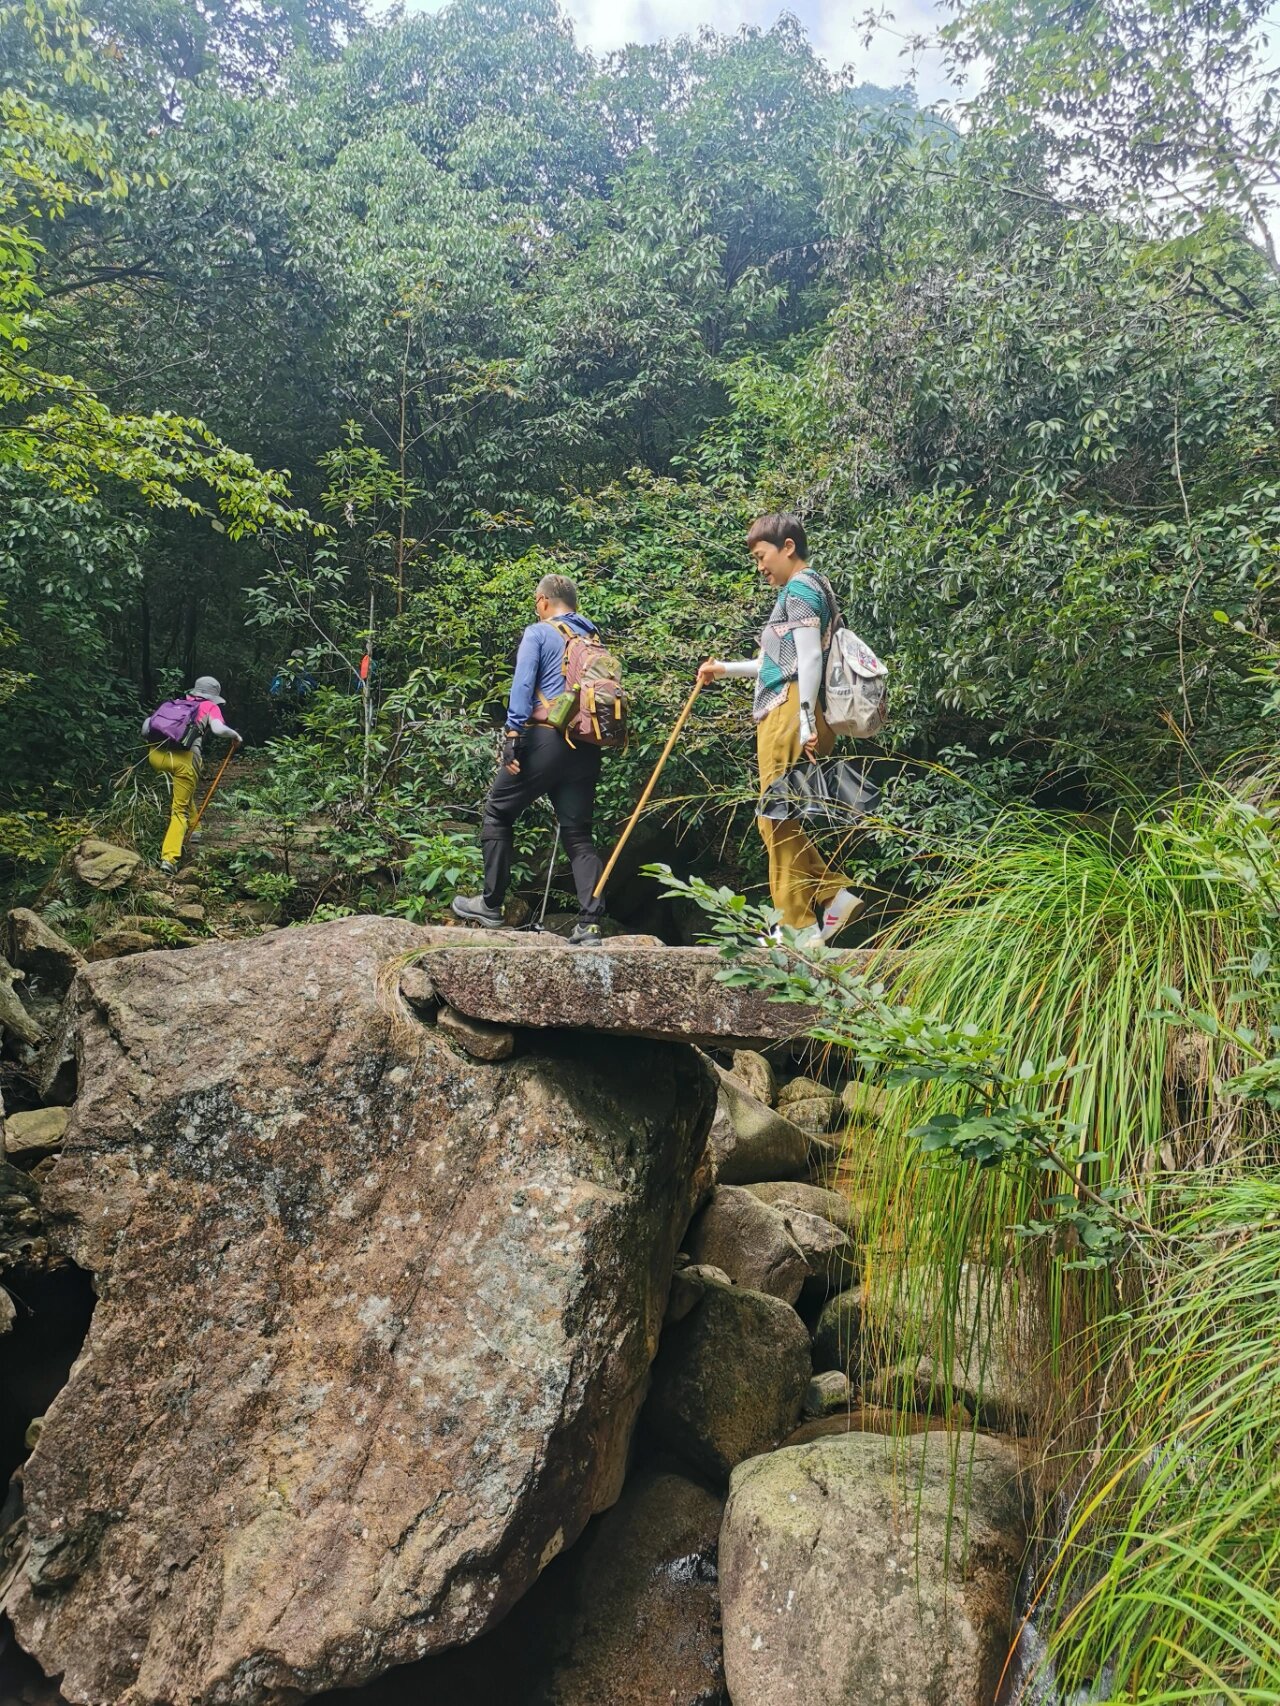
[{"left": 190, "top": 675, "right": 226, "bottom": 706}]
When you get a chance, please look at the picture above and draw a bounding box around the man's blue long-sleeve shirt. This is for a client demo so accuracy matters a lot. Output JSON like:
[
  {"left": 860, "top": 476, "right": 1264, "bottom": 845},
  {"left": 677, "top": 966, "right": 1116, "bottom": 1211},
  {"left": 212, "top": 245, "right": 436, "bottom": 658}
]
[{"left": 506, "top": 614, "right": 598, "bottom": 732}]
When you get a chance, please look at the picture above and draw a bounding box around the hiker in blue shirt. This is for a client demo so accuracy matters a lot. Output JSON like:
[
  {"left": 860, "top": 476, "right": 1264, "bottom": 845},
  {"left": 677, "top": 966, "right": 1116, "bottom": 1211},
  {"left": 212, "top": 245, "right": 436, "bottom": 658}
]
[
  {"left": 268, "top": 658, "right": 317, "bottom": 726},
  {"left": 452, "top": 574, "right": 607, "bottom": 945},
  {"left": 506, "top": 611, "right": 594, "bottom": 730}
]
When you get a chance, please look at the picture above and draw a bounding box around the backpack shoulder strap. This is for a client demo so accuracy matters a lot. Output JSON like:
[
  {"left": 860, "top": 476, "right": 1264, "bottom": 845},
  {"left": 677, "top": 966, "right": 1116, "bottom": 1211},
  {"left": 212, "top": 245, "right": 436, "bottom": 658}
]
[
  {"left": 806, "top": 569, "right": 842, "bottom": 632},
  {"left": 537, "top": 621, "right": 579, "bottom": 703}
]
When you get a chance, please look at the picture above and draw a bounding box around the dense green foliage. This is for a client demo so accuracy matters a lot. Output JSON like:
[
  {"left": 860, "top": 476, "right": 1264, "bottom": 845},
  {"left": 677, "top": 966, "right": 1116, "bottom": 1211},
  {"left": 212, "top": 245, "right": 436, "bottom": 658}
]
[{"left": 3, "top": 0, "right": 1277, "bottom": 905}]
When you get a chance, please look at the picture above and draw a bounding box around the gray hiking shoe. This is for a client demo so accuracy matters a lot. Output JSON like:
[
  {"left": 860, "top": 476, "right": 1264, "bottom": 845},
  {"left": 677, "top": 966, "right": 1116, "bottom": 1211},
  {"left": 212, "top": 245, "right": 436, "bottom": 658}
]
[
  {"left": 451, "top": 894, "right": 504, "bottom": 929},
  {"left": 568, "top": 920, "right": 604, "bottom": 947}
]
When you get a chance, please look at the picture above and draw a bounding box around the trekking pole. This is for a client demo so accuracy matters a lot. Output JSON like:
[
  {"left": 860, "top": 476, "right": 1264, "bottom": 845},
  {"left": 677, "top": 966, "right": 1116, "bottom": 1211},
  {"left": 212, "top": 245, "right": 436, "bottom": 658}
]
[
  {"left": 190, "top": 742, "right": 239, "bottom": 833},
  {"left": 534, "top": 818, "right": 562, "bottom": 931},
  {"left": 593, "top": 679, "right": 702, "bottom": 900}
]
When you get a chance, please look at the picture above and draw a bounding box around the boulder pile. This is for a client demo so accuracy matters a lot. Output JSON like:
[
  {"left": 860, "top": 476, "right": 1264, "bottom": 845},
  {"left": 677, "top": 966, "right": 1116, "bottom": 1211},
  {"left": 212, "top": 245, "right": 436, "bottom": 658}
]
[{"left": 0, "top": 915, "right": 1031, "bottom": 1706}]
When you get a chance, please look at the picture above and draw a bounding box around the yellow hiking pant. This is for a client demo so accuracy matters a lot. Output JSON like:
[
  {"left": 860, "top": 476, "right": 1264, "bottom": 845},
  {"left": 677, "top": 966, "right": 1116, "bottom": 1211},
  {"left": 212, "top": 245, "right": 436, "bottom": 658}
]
[
  {"left": 148, "top": 747, "right": 200, "bottom": 864},
  {"left": 756, "top": 682, "right": 843, "bottom": 930}
]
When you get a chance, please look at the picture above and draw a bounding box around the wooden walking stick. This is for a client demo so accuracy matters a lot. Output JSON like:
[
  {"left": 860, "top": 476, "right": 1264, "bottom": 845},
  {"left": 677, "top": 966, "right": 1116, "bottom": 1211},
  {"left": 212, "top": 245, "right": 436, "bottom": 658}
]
[
  {"left": 593, "top": 679, "right": 702, "bottom": 900},
  {"left": 190, "top": 742, "right": 239, "bottom": 833}
]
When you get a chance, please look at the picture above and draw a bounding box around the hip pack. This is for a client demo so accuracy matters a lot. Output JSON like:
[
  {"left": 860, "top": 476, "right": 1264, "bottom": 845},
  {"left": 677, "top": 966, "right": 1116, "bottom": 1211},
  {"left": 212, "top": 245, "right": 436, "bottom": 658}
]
[{"left": 147, "top": 696, "right": 202, "bottom": 750}]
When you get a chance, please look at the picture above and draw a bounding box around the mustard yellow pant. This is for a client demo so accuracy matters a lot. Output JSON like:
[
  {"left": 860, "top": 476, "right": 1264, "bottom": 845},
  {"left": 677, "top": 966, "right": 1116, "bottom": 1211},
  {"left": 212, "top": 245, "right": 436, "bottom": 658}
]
[
  {"left": 148, "top": 747, "right": 200, "bottom": 864},
  {"left": 756, "top": 682, "right": 843, "bottom": 930}
]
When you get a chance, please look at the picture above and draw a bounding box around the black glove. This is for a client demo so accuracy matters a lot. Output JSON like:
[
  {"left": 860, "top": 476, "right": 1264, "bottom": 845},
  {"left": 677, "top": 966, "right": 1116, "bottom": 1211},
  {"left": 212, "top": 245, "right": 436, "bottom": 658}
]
[{"left": 501, "top": 732, "right": 519, "bottom": 771}]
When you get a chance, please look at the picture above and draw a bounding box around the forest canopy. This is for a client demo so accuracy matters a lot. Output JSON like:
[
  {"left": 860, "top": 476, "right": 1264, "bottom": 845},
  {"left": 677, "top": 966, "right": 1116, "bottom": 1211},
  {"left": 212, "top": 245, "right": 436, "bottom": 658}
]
[{"left": 1, "top": 0, "right": 1278, "bottom": 904}]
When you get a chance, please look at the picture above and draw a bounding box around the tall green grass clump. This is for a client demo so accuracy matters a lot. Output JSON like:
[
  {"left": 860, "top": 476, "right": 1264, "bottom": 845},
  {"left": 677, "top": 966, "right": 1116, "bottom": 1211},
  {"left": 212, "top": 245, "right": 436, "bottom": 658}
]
[
  {"left": 850, "top": 785, "right": 1275, "bottom": 1427},
  {"left": 870, "top": 786, "right": 1272, "bottom": 1187},
  {"left": 1023, "top": 1171, "right": 1280, "bottom": 1704},
  {"left": 656, "top": 776, "right": 1280, "bottom": 1695},
  {"left": 844, "top": 779, "right": 1280, "bottom": 1696}
]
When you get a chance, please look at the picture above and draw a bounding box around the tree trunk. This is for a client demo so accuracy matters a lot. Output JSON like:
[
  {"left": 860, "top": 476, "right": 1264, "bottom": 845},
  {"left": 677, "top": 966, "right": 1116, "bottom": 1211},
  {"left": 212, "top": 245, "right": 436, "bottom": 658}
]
[
  {"left": 180, "top": 591, "right": 199, "bottom": 687},
  {"left": 139, "top": 587, "right": 154, "bottom": 705}
]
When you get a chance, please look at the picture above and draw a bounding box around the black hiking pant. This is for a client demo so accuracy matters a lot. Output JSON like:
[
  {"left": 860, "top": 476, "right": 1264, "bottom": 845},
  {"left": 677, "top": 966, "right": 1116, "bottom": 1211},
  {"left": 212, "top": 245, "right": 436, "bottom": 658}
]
[{"left": 481, "top": 725, "right": 605, "bottom": 922}]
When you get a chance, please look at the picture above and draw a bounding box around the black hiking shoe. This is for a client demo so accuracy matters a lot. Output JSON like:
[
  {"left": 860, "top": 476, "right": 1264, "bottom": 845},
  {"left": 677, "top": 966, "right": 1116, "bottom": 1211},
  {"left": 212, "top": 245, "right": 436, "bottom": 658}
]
[
  {"left": 451, "top": 894, "right": 505, "bottom": 929},
  {"left": 568, "top": 920, "right": 604, "bottom": 947}
]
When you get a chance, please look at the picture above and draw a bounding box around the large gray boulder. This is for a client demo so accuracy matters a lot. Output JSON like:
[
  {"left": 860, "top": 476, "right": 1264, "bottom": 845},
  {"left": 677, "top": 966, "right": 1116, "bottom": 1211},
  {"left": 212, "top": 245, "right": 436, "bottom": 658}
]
[
  {"left": 814, "top": 1286, "right": 892, "bottom": 1388},
  {"left": 731, "top": 1048, "right": 776, "bottom": 1106},
  {"left": 436, "top": 1002, "right": 515, "bottom": 1060},
  {"left": 776, "top": 1075, "right": 841, "bottom": 1135},
  {"left": 708, "top": 1067, "right": 808, "bottom": 1184},
  {"left": 720, "top": 1433, "right": 1029, "bottom": 1706},
  {"left": 3, "top": 1106, "right": 69, "bottom": 1161},
  {"left": 328, "top": 1469, "right": 728, "bottom": 1706},
  {"left": 743, "top": 1178, "right": 861, "bottom": 1235},
  {"left": 685, "top": 1185, "right": 811, "bottom": 1303},
  {"left": 644, "top": 1277, "right": 811, "bottom": 1484},
  {"left": 69, "top": 838, "right": 141, "bottom": 892},
  {"left": 687, "top": 1185, "right": 852, "bottom": 1303},
  {"left": 527, "top": 1467, "right": 727, "bottom": 1705},
  {"left": 7, "top": 918, "right": 714, "bottom": 1706},
  {"left": 803, "top": 1370, "right": 852, "bottom": 1418},
  {"left": 84, "top": 927, "right": 160, "bottom": 961}
]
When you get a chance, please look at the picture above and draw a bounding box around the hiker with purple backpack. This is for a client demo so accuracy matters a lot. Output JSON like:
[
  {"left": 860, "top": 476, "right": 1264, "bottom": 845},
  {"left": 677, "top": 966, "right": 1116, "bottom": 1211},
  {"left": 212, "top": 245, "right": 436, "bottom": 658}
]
[{"left": 143, "top": 676, "right": 242, "bottom": 872}]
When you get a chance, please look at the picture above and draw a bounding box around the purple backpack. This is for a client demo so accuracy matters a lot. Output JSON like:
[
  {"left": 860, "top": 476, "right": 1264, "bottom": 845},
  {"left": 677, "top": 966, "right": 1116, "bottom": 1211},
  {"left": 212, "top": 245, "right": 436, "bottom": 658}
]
[{"left": 147, "top": 696, "right": 201, "bottom": 749}]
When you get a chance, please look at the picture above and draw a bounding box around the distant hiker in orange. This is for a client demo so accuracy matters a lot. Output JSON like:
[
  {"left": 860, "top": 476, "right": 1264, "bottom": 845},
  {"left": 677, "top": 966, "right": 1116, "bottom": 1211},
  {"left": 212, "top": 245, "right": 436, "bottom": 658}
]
[{"left": 142, "top": 676, "right": 242, "bottom": 871}]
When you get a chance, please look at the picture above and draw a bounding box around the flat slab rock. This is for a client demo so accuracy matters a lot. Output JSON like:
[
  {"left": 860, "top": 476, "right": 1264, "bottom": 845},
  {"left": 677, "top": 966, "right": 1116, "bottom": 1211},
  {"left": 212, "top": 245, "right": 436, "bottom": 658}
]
[
  {"left": 8, "top": 917, "right": 713, "bottom": 1706},
  {"left": 420, "top": 939, "right": 883, "bottom": 1047}
]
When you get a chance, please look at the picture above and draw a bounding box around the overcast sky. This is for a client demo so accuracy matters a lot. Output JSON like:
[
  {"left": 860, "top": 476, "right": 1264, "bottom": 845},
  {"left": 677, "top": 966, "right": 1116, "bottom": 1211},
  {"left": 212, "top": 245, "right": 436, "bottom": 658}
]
[
  {"left": 569, "top": 0, "right": 958, "bottom": 101},
  {"left": 403, "top": 0, "right": 962, "bottom": 106}
]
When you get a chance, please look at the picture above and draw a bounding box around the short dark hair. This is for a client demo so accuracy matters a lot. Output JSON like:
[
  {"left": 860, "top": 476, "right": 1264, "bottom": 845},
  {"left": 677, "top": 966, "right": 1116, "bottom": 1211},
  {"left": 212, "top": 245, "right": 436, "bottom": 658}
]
[
  {"left": 746, "top": 512, "right": 808, "bottom": 559},
  {"left": 536, "top": 573, "right": 579, "bottom": 610}
]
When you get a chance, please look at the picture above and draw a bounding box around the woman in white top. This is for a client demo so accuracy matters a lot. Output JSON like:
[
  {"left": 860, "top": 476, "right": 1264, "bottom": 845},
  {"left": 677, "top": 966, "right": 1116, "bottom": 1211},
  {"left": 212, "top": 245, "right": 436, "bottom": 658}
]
[{"left": 697, "top": 514, "right": 861, "bottom": 943}]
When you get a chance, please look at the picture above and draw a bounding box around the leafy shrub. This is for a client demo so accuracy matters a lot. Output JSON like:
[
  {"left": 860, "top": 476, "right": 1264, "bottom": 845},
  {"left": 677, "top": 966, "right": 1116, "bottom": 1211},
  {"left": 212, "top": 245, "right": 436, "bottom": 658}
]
[{"left": 394, "top": 832, "right": 484, "bottom": 921}]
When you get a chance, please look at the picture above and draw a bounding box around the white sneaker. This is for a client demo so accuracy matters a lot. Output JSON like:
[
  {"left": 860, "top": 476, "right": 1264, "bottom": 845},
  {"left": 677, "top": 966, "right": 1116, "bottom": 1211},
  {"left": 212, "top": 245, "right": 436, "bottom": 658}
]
[{"left": 812, "top": 888, "right": 864, "bottom": 944}]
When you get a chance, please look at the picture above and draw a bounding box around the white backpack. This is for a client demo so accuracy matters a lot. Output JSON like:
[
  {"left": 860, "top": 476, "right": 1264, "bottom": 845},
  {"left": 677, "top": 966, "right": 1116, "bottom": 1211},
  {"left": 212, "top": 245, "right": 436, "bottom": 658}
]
[{"left": 822, "top": 616, "right": 889, "bottom": 738}]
